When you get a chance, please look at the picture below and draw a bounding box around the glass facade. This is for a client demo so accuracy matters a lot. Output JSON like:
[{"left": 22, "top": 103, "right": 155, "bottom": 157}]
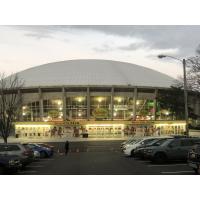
[
  {"left": 90, "top": 96, "right": 111, "bottom": 120},
  {"left": 66, "top": 96, "right": 87, "bottom": 119},
  {"left": 136, "top": 99, "right": 154, "bottom": 120},
  {"left": 113, "top": 96, "right": 134, "bottom": 120},
  {"left": 22, "top": 101, "right": 40, "bottom": 121},
  {"left": 43, "top": 99, "right": 63, "bottom": 121}
]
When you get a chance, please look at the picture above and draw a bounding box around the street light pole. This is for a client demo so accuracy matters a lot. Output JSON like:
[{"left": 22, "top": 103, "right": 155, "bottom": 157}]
[{"left": 158, "top": 55, "right": 189, "bottom": 136}]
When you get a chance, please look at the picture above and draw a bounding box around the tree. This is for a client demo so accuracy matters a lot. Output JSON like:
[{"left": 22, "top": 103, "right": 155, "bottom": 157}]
[
  {"left": 0, "top": 73, "right": 24, "bottom": 143},
  {"left": 186, "top": 56, "right": 200, "bottom": 92},
  {"left": 175, "top": 56, "right": 200, "bottom": 92}
]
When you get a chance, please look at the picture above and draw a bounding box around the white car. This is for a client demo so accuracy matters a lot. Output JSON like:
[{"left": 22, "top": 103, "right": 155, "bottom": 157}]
[{"left": 122, "top": 137, "right": 158, "bottom": 156}]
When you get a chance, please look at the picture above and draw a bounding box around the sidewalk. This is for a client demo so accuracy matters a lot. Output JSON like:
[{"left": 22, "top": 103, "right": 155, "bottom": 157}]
[{"left": 0, "top": 136, "right": 126, "bottom": 143}]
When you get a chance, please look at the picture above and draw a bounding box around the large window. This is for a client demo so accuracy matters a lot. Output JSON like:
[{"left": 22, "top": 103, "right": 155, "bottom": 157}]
[
  {"left": 136, "top": 99, "right": 154, "bottom": 120},
  {"left": 90, "top": 96, "right": 111, "bottom": 120},
  {"left": 113, "top": 96, "right": 134, "bottom": 120},
  {"left": 43, "top": 99, "right": 63, "bottom": 121},
  {"left": 66, "top": 96, "right": 87, "bottom": 119},
  {"left": 22, "top": 101, "right": 40, "bottom": 121}
]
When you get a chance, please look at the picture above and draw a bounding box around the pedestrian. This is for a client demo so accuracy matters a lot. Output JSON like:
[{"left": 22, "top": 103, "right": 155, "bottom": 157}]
[{"left": 64, "top": 140, "right": 69, "bottom": 155}]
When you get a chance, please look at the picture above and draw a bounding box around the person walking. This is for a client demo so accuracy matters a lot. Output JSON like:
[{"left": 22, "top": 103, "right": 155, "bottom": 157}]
[{"left": 64, "top": 140, "right": 69, "bottom": 155}]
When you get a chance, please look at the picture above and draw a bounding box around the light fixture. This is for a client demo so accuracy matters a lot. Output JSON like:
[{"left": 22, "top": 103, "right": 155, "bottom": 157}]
[
  {"left": 98, "top": 97, "right": 102, "bottom": 103},
  {"left": 165, "top": 111, "right": 169, "bottom": 115},
  {"left": 59, "top": 107, "right": 62, "bottom": 110},
  {"left": 136, "top": 101, "right": 140, "bottom": 105},
  {"left": 22, "top": 106, "right": 27, "bottom": 110},
  {"left": 57, "top": 100, "right": 62, "bottom": 105},
  {"left": 78, "top": 113, "right": 82, "bottom": 117},
  {"left": 113, "top": 112, "right": 117, "bottom": 117},
  {"left": 22, "top": 112, "right": 26, "bottom": 116},
  {"left": 78, "top": 97, "right": 82, "bottom": 102},
  {"left": 117, "top": 98, "right": 122, "bottom": 103}
]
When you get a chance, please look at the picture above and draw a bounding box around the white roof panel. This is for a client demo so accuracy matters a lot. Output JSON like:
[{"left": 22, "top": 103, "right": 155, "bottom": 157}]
[{"left": 16, "top": 59, "right": 176, "bottom": 88}]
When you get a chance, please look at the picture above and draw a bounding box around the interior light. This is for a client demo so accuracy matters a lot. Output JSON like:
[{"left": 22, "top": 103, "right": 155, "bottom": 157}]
[
  {"left": 57, "top": 100, "right": 62, "bottom": 105},
  {"left": 98, "top": 98, "right": 102, "bottom": 103}
]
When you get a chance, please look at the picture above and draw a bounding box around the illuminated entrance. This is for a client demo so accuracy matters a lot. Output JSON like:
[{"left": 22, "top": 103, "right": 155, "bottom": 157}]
[
  {"left": 15, "top": 120, "right": 186, "bottom": 139},
  {"left": 85, "top": 124, "right": 125, "bottom": 138}
]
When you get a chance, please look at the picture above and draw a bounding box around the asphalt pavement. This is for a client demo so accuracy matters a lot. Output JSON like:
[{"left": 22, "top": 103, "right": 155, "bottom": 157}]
[{"left": 16, "top": 141, "right": 195, "bottom": 175}]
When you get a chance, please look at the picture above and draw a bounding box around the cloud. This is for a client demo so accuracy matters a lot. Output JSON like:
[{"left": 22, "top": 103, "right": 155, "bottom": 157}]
[{"left": 196, "top": 44, "right": 200, "bottom": 55}]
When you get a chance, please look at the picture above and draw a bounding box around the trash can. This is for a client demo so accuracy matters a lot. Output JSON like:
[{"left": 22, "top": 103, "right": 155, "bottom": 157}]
[{"left": 82, "top": 133, "right": 88, "bottom": 138}]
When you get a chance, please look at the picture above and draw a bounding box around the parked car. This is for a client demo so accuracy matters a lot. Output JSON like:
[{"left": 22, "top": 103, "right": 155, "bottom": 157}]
[
  {"left": 23, "top": 143, "right": 53, "bottom": 158},
  {"left": 188, "top": 142, "right": 200, "bottom": 174},
  {"left": 0, "top": 154, "right": 22, "bottom": 174},
  {"left": 122, "top": 137, "right": 158, "bottom": 156},
  {"left": 0, "top": 143, "right": 34, "bottom": 166},
  {"left": 120, "top": 138, "right": 138, "bottom": 150},
  {"left": 144, "top": 137, "right": 200, "bottom": 163},
  {"left": 134, "top": 138, "right": 171, "bottom": 159},
  {"left": 22, "top": 144, "right": 40, "bottom": 161},
  {"left": 37, "top": 143, "right": 55, "bottom": 153}
]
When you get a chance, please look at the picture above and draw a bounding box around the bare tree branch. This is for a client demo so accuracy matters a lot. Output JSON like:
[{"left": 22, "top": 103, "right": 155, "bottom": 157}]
[{"left": 0, "top": 73, "right": 24, "bottom": 143}]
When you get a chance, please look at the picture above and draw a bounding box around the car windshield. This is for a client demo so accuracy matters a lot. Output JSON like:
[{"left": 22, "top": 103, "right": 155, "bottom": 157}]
[{"left": 153, "top": 139, "right": 169, "bottom": 146}]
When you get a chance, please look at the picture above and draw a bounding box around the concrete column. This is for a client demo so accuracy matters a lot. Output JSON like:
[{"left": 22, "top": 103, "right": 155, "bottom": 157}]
[
  {"left": 17, "top": 89, "right": 23, "bottom": 121},
  {"left": 38, "top": 88, "right": 44, "bottom": 121},
  {"left": 62, "top": 87, "right": 67, "bottom": 121},
  {"left": 111, "top": 87, "right": 114, "bottom": 120},
  {"left": 133, "top": 87, "right": 137, "bottom": 120},
  {"left": 87, "top": 87, "right": 90, "bottom": 120},
  {"left": 153, "top": 89, "right": 158, "bottom": 120}
]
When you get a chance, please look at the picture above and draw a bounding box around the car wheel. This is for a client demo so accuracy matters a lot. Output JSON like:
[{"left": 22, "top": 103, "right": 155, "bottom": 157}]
[
  {"left": 130, "top": 150, "right": 135, "bottom": 157},
  {"left": 153, "top": 152, "right": 167, "bottom": 164},
  {"left": 0, "top": 166, "right": 4, "bottom": 175},
  {"left": 194, "top": 166, "right": 200, "bottom": 175},
  {"left": 40, "top": 151, "right": 47, "bottom": 158}
]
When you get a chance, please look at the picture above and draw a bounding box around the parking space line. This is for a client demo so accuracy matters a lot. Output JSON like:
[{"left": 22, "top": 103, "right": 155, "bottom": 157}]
[
  {"left": 148, "top": 164, "right": 187, "bottom": 167},
  {"left": 18, "top": 170, "right": 37, "bottom": 174},
  {"left": 27, "top": 165, "right": 44, "bottom": 168},
  {"left": 161, "top": 171, "right": 194, "bottom": 174}
]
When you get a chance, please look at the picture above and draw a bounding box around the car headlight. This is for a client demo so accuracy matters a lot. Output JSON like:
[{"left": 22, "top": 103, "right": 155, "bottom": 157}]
[{"left": 9, "top": 160, "right": 15, "bottom": 165}]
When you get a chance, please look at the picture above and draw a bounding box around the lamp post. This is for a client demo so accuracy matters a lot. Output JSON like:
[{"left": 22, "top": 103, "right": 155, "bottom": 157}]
[{"left": 158, "top": 55, "right": 189, "bottom": 136}]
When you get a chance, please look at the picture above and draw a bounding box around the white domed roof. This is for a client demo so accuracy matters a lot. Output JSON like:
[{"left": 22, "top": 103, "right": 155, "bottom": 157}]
[{"left": 17, "top": 59, "right": 175, "bottom": 88}]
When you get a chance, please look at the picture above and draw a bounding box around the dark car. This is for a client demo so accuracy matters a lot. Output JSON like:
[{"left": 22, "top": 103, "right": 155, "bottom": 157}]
[
  {"left": 37, "top": 143, "right": 55, "bottom": 153},
  {"left": 188, "top": 142, "right": 200, "bottom": 174},
  {"left": 144, "top": 137, "right": 200, "bottom": 163},
  {"left": 134, "top": 138, "right": 170, "bottom": 159},
  {"left": 0, "top": 154, "right": 22, "bottom": 174},
  {"left": 24, "top": 143, "right": 53, "bottom": 158}
]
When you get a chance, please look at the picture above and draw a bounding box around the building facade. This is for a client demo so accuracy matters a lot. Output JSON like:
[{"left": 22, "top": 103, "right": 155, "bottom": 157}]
[{"left": 14, "top": 59, "right": 200, "bottom": 138}]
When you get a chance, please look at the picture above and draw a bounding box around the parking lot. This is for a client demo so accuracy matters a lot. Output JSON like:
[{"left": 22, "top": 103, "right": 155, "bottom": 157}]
[{"left": 14, "top": 141, "right": 195, "bottom": 175}]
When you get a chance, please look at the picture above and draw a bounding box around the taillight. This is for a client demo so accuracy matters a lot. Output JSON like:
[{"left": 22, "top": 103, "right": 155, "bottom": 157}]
[{"left": 23, "top": 150, "right": 30, "bottom": 156}]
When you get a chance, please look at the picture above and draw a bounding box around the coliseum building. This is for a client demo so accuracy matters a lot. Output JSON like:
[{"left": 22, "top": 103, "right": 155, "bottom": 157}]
[{"left": 14, "top": 59, "right": 200, "bottom": 139}]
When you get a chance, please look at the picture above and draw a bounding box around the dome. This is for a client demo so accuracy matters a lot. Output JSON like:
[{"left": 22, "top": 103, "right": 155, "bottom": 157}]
[{"left": 16, "top": 59, "right": 175, "bottom": 88}]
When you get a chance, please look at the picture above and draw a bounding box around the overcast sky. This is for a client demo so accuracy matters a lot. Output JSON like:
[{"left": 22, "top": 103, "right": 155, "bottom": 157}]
[{"left": 0, "top": 25, "right": 200, "bottom": 78}]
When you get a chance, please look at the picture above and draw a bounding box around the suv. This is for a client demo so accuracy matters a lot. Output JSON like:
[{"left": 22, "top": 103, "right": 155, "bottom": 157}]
[
  {"left": 188, "top": 143, "right": 200, "bottom": 174},
  {"left": 0, "top": 154, "right": 22, "bottom": 174},
  {"left": 144, "top": 137, "right": 200, "bottom": 163},
  {"left": 134, "top": 138, "right": 171, "bottom": 159},
  {"left": 0, "top": 143, "right": 34, "bottom": 166}
]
